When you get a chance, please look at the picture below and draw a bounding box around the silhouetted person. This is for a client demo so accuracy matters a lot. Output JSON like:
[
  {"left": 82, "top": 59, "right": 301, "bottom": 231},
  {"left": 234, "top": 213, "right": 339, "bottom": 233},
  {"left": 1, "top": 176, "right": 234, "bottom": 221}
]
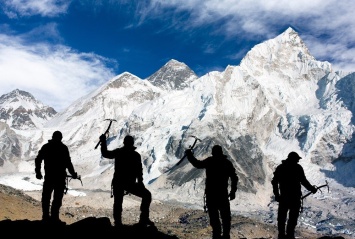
[
  {"left": 271, "top": 151, "right": 317, "bottom": 239},
  {"left": 185, "top": 145, "right": 238, "bottom": 239},
  {"left": 35, "top": 130, "right": 78, "bottom": 223},
  {"left": 99, "top": 134, "right": 154, "bottom": 228}
]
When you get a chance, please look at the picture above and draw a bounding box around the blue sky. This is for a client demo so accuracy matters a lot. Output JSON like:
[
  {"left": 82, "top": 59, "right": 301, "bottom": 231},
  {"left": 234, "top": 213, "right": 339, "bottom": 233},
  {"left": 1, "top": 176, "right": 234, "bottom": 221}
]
[{"left": 1, "top": 0, "right": 354, "bottom": 112}]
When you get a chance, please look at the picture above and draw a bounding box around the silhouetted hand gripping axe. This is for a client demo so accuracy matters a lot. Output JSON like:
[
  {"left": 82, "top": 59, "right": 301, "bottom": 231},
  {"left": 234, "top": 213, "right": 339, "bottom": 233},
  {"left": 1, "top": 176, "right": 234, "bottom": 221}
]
[
  {"left": 301, "top": 180, "right": 329, "bottom": 200},
  {"left": 64, "top": 174, "right": 83, "bottom": 194},
  {"left": 95, "top": 119, "right": 117, "bottom": 149},
  {"left": 300, "top": 180, "right": 329, "bottom": 212},
  {"left": 164, "top": 135, "right": 201, "bottom": 174}
]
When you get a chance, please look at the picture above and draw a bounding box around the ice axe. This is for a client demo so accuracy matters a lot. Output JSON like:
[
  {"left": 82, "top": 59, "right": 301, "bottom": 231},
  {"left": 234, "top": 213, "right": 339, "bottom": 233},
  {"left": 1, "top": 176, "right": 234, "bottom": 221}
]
[
  {"left": 163, "top": 135, "right": 201, "bottom": 174},
  {"left": 64, "top": 174, "right": 83, "bottom": 195},
  {"left": 302, "top": 180, "right": 329, "bottom": 200},
  {"left": 300, "top": 180, "right": 329, "bottom": 213},
  {"left": 95, "top": 119, "right": 117, "bottom": 149}
]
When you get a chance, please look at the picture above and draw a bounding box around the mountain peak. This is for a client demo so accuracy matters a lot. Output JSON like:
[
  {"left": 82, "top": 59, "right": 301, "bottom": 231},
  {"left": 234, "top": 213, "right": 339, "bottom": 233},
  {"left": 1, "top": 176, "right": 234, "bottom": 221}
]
[
  {"left": 165, "top": 59, "right": 188, "bottom": 68},
  {"left": 276, "top": 27, "right": 307, "bottom": 48},
  {"left": 0, "top": 89, "right": 56, "bottom": 129},
  {"left": 0, "top": 89, "right": 36, "bottom": 103},
  {"left": 284, "top": 26, "right": 296, "bottom": 34},
  {"left": 239, "top": 26, "right": 324, "bottom": 74},
  {"left": 146, "top": 59, "right": 198, "bottom": 90}
]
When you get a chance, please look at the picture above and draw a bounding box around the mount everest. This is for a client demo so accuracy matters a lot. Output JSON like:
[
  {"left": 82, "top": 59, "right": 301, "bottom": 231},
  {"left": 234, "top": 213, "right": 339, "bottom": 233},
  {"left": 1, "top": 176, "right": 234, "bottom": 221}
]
[{"left": 0, "top": 27, "right": 354, "bottom": 236}]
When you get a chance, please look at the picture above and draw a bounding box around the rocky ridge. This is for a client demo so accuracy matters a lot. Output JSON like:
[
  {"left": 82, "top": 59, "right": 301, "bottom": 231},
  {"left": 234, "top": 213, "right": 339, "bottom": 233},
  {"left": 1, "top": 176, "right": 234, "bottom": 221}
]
[{"left": 0, "top": 184, "right": 350, "bottom": 239}]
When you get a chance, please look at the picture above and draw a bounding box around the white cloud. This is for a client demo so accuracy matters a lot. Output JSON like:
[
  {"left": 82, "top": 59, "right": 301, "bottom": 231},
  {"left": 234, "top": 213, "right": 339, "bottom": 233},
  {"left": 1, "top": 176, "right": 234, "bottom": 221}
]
[
  {"left": 2, "top": 0, "right": 71, "bottom": 18},
  {"left": 73, "top": 1, "right": 355, "bottom": 72},
  {"left": 139, "top": 0, "right": 355, "bottom": 72},
  {"left": 0, "top": 34, "right": 116, "bottom": 112}
]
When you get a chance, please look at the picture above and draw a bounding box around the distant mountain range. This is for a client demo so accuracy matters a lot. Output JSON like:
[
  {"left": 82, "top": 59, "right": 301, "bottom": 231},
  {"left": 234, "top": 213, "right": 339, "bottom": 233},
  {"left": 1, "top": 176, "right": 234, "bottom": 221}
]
[{"left": 1, "top": 28, "right": 354, "bottom": 233}]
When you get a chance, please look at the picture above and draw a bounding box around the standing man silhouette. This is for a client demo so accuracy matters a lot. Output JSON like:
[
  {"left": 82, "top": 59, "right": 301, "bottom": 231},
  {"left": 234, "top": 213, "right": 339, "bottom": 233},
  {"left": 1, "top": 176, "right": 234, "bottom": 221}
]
[
  {"left": 35, "top": 130, "right": 78, "bottom": 224},
  {"left": 99, "top": 134, "right": 154, "bottom": 228},
  {"left": 185, "top": 145, "right": 238, "bottom": 239},
  {"left": 271, "top": 151, "right": 317, "bottom": 239}
]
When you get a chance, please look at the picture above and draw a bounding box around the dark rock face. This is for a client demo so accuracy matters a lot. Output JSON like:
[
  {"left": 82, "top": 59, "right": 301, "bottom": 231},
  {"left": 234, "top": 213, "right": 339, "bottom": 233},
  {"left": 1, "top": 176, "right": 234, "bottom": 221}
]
[
  {"left": 0, "top": 218, "right": 178, "bottom": 239},
  {"left": 0, "top": 218, "right": 347, "bottom": 239},
  {"left": 147, "top": 59, "right": 198, "bottom": 90},
  {"left": 0, "top": 122, "right": 21, "bottom": 166}
]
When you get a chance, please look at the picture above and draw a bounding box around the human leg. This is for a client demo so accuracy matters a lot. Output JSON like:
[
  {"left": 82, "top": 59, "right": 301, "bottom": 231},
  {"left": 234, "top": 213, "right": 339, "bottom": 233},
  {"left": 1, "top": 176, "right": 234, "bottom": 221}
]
[
  {"left": 50, "top": 181, "right": 65, "bottom": 221},
  {"left": 41, "top": 180, "right": 54, "bottom": 221},
  {"left": 207, "top": 196, "right": 222, "bottom": 239},
  {"left": 277, "top": 200, "right": 289, "bottom": 239},
  {"left": 286, "top": 200, "right": 301, "bottom": 239},
  {"left": 128, "top": 183, "right": 153, "bottom": 225},
  {"left": 220, "top": 198, "right": 231, "bottom": 239},
  {"left": 113, "top": 185, "right": 125, "bottom": 226}
]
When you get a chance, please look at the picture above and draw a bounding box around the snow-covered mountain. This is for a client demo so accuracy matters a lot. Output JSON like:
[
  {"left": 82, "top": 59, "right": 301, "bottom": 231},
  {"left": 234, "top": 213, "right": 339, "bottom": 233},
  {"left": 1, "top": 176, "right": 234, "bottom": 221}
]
[
  {"left": 146, "top": 59, "right": 198, "bottom": 90},
  {"left": 0, "top": 89, "right": 56, "bottom": 171},
  {"left": 0, "top": 89, "right": 56, "bottom": 129},
  {"left": 1, "top": 27, "right": 354, "bottom": 235}
]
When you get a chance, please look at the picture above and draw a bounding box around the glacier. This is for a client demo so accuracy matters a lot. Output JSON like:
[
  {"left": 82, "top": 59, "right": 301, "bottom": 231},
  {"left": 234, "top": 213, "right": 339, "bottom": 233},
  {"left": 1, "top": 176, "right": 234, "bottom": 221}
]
[{"left": 0, "top": 27, "right": 354, "bottom": 237}]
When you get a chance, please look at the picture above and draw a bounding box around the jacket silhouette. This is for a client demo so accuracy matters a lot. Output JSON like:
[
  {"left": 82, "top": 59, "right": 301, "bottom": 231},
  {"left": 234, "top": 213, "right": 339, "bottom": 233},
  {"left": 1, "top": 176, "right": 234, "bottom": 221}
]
[
  {"left": 35, "top": 131, "right": 77, "bottom": 223},
  {"left": 99, "top": 134, "right": 154, "bottom": 227},
  {"left": 271, "top": 151, "right": 317, "bottom": 239},
  {"left": 185, "top": 145, "right": 238, "bottom": 239}
]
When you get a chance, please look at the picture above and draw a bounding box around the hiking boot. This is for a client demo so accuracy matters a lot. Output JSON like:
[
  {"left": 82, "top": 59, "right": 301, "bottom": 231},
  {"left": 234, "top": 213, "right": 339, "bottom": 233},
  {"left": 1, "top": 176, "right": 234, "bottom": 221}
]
[
  {"left": 50, "top": 217, "right": 66, "bottom": 226},
  {"left": 42, "top": 214, "right": 50, "bottom": 222},
  {"left": 114, "top": 221, "right": 123, "bottom": 229},
  {"left": 138, "top": 218, "right": 155, "bottom": 227},
  {"left": 212, "top": 232, "right": 222, "bottom": 239}
]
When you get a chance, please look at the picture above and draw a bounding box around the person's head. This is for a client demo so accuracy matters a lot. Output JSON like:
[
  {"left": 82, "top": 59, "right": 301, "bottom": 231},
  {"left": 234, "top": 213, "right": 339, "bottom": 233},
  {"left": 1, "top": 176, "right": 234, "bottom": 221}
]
[
  {"left": 123, "top": 135, "right": 134, "bottom": 147},
  {"left": 287, "top": 151, "right": 302, "bottom": 162},
  {"left": 52, "top": 131, "right": 63, "bottom": 142},
  {"left": 212, "top": 145, "right": 223, "bottom": 157}
]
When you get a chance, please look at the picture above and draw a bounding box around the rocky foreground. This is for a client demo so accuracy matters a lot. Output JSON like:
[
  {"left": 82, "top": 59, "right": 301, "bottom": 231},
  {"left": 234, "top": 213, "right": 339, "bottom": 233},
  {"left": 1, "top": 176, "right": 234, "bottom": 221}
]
[{"left": 0, "top": 184, "right": 350, "bottom": 239}]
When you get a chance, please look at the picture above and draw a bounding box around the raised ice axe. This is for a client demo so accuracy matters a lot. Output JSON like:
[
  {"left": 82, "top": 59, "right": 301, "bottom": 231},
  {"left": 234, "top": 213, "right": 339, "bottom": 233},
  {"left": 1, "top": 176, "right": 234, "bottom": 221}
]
[
  {"left": 94, "top": 119, "right": 117, "bottom": 149},
  {"left": 176, "top": 135, "right": 201, "bottom": 166},
  {"left": 163, "top": 135, "right": 201, "bottom": 174}
]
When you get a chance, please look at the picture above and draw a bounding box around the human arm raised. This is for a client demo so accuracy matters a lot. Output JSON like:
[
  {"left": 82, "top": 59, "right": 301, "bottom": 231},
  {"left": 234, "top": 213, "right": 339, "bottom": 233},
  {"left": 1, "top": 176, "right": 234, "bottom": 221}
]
[
  {"left": 99, "top": 134, "right": 116, "bottom": 159},
  {"left": 185, "top": 149, "right": 206, "bottom": 169}
]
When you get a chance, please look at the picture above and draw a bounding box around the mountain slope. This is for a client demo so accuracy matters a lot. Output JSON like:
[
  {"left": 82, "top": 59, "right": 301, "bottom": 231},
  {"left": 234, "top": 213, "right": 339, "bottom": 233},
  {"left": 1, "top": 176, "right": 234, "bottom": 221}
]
[
  {"left": 0, "top": 27, "right": 354, "bottom": 236},
  {"left": 2, "top": 183, "right": 347, "bottom": 239}
]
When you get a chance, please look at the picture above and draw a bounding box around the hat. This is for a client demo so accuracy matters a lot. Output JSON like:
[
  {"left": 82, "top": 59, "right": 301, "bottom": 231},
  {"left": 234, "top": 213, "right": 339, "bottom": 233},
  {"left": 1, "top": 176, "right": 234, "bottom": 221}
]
[
  {"left": 123, "top": 135, "right": 134, "bottom": 146},
  {"left": 287, "top": 151, "right": 302, "bottom": 160}
]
